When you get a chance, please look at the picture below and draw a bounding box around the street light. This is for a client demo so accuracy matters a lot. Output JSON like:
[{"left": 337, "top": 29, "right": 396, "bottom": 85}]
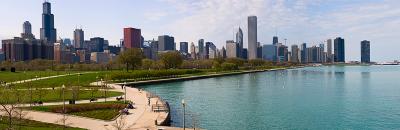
[
  {"left": 124, "top": 82, "right": 127, "bottom": 104},
  {"left": 182, "top": 99, "right": 186, "bottom": 130},
  {"left": 61, "top": 84, "right": 66, "bottom": 128}
]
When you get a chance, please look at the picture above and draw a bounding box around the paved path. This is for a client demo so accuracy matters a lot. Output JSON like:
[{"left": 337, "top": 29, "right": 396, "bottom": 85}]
[
  {"left": 3, "top": 81, "right": 171, "bottom": 130},
  {"left": 5, "top": 72, "right": 96, "bottom": 86}
]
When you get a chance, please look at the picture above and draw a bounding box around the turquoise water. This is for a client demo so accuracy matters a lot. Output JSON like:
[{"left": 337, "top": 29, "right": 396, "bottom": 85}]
[{"left": 141, "top": 66, "right": 400, "bottom": 130}]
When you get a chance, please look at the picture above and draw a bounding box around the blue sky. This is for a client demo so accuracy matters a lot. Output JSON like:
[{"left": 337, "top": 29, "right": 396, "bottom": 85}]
[{"left": 1, "top": 0, "right": 399, "bottom": 62}]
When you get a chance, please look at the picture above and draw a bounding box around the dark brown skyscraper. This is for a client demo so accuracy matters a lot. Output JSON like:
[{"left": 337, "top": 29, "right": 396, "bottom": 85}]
[{"left": 123, "top": 27, "right": 141, "bottom": 48}]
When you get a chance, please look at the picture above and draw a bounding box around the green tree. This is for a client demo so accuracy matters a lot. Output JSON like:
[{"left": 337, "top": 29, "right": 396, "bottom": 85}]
[
  {"left": 248, "top": 59, "right": 265, "bottom": 67},
  {"left": 141, "top": 59, "right": 155, "bottom": 70},
  {"left": 117, "top": 48, "right": 144, "bottom": 72},
  {"left": 159, "top": 51, "right": 183, "bottom": 69},
  {"left": 225, "top": 58, "right": 245, "bottom": 67}
]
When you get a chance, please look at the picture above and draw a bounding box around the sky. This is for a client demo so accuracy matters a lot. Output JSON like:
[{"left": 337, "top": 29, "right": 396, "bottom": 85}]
[{"left": 0, "top": 0, "right": 399, "bottom": 62}]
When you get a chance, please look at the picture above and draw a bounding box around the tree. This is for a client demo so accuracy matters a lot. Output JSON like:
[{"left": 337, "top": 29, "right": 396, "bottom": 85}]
[
  {"left": 248, "top": 59, "right": 265, "bottom": 67},
  {"left": 117, "top": 48, "right": 144, "bottom": 72},
  {"left": 225, "top": 58, "right": 245, "bottom": 67},
  {"left": 0, "top": 88, "right": 27, "bottom": 129},
  {"left": 159, "top": 51, "right": 183, "bottom": 69},
  {"left": 141, "top": 59, "right": 155, "bottom": 70}
]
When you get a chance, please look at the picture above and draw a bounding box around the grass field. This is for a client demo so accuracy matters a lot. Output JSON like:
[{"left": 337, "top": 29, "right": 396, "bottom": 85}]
[
  {"left": 30, "top": 101, "right": 126, "bottom": 120},
  {"left": 12, "top": 72, "right": 111, "bottom": 89},
  {"left": 0, "top": 71, "right": 85, "bottom": 83},
  {"left": 0, "top": 89, "right": 123, "bottom": 103},
  {"left": 0, "top": 116, "right": 85, "bottom": 130}
]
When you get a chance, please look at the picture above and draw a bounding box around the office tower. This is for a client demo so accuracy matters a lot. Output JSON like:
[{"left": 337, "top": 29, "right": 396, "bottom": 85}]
[
  {"left": 190, "top": 42, "right": 196, "bottom": 59},
  {"left": 361, "top": 40, "right": 371, "bottom": 63},
  {"left": 158, "top": 35, "right": 175, "bottom": 51},
  {"left": 63, "top": 38, "right": 72, "bottom": 46},
  {"left": 222, "top": 46, "right": 227, "bottom": 58},
  {"left": 21, "top": 21, "right": 35, "bottom": 39},
  {"left": 23, "top": 21, "right": 32, "bottom": 35},
  {"left": 262, "top": 44, "right": 277, "bottom": 61},
  {"left": 198, "top": 39, "right": 204, "bottom": 59},
  {"left": 180, "top": 42, "right": 189, "bottom": 54},
  {"left": 208, "top": 43, "right": 217, "bottom": 59},
  {"left": 236, "top": 27, "right": 243, "bottom": 58},
  {"left": 74, "top": 29, "right": 84, "bottom": 48},
  {"left": 291, "top": 45, "right": 299, "bottom": 63},
  {"left": 89, "top": 37, "right": 105, "bottom": 52},
  {"left": 40, "top": 1, "right": 57, "bottom": 43},
  {"left": 327, "top": 39, "right": 333, "bottom": 62},
  {"left": 319, "top": 44, "right": 325, "bottom": 63},
  {"left": 205, "top": 42, "right": 211, "bottom": 59},
  {"left": 301, "top": 43, "right": 307, "bottom": 63},
  {"left": 273, "top": 36, "right": 278, "bottom": 45},
  {"left": 149, "top": 40, "right": 159, "bottom": 60},
  {"left": 226, "top": 40, "right": 238, "bottom": 58},
  {"left": 257, "top": 42, "right": 262, "bottom": 59},
  {"left": 334, "top": 37, "right": 345, "bottom": 62},
  {"left": 248, "top": 16, "right": 257, "bottom": 59},
  {"left": 277, "top": 45, "right": 288, "bottom": 62},
  {"left": 123, "top": 27, "right": 141, "bottom": 48}
]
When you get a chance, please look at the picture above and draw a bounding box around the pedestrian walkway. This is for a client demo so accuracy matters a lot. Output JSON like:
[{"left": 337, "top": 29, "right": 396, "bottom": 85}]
[{"left": 1, "top": 81, "right": 171, "bottom": 130}]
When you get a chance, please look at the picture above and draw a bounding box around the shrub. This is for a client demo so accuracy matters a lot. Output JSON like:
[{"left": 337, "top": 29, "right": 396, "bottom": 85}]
[
  {"left": 50, "top": 103, "right": 126, "bottom": 113},
  {"left": 221, "top": 63, "right": 239, "bottom": 71}
]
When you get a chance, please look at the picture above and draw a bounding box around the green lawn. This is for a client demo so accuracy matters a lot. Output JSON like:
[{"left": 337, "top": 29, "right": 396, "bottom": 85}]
[
  {"left": 0, "top": 116, "right": 85, "bottom": 130},
  {"left": 13, "top": 72, "right": 111, "bottom": 89},
  {"left": 0, "top": 89, "right": 123, "bottom": 103},
  {"left": 30, "top": 101, "right": 127, "bottom": 121},
  {"left": 0, "top": 71, "right": 84, "bottom": 83}
]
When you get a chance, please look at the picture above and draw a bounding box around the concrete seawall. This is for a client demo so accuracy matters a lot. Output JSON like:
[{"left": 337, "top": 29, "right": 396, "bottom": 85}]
[{"left": 123, "top": 67, "right": 299, "bottom": 87}]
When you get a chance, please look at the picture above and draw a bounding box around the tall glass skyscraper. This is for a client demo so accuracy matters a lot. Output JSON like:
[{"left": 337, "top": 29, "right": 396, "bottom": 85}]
[
  {"left": 40, "top": 1, "right": 57, "bottom": 43},
  {"left": 236, "top": 27, "right": 243, "bottom": 58},
  {"left": 361, "top": 40, "right": 371, "bottom": 63},
  {"left": 247, "top": 16, "right": 257, "bottom": 60},
  {"left": 74, "top": 29, "right": 85, "bottom": 48},
  {"left": 334, "top": 37, "right": 345, "bottom": 62},
  {"left": 273, "top": 36, "right": 278, "bottom": 45}
]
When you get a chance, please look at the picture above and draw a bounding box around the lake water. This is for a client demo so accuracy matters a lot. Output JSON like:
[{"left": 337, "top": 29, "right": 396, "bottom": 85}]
[{"left": 141, "top": 66, "right": 400, "bottom": 130}]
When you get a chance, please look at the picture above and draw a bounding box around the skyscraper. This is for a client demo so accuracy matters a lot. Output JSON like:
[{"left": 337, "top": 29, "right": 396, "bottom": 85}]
[
  {"left": 123, "top": 28, "right": 142, "bottom": 48},
  {"left": 334, "top": 37, "right": 345, "bottom": 62},
  {"left": 180, "top": 42, "right": 189, "bottom": 54},
  {"left": 198, "top": 39, "right": 204, "bottom": 59},
  {"left": 361, "top": 40, "right": 371, "bottom": 63},
  {"left": 291, "top": 45, "right": 299, "bottom": 63},
  {"left": 236, "top": 27, "right": 243, "bottom": 58},
  {"left": 40, "top": 1, "right": 57, "bottom": 43},
  {"left": 301, "top": 43, "right": 307, "bottom": 63},
  {"left": 190, "top": 42, "right": 196, "bottom": 59},
  {"left": 273, "top": 36, "right": 278, "bottom": 45},
  {"left": 22, "top": 21, "right": 35, "bottom": 39},
  {"left": 74, "top": 29, "right": 84, "bottom": 48},
  {"left": 90, "top": 37, "right": 105, "bottom": 52},
  {"left": 262, "top": 44, "right": 277, "bottom": 61},
  {"left": 23, "top": 21, "right": 32, "bottom": 34},
  {"left": 327, "top": 39, "right": 333, "bottom": 62},
  {"left": 226, "top": 40, "right": 238, "bottom": 58},
  {"left": 248, "top": 16, "right": 258, "bottom": 59},
  {"left": 158, "top": 35, "right": 175, "bottom": 51}
]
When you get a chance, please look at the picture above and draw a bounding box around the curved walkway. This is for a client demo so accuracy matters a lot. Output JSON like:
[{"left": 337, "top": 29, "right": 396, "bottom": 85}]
[{"left": 3, "top": 81, "right": 170, "bottom": 130}]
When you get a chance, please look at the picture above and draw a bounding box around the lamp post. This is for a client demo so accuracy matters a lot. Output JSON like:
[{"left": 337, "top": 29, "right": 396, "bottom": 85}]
[
  {"left": 182, "top": 99, "right": 186, "bottom": 130},
  {"left": 124, "top": 82, "right": 127, "bottom": 104},
  {"left": 61, "top": 84, "right": 66, "bottom": 128}
]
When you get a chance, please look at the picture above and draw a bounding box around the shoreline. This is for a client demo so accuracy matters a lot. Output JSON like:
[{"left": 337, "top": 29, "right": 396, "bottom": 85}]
[{"left": 122, "top": 66, "right": 302, "bottom": 87}]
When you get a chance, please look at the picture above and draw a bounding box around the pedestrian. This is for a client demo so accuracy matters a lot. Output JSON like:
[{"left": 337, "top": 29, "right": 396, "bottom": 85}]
[{"left": 148, "top": 97, "right": 151, "bottom": 106}]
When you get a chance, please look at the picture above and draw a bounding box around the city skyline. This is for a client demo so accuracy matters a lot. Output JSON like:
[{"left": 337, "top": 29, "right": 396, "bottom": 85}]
[{"left": 1, "top": 0, "right": 400, "bottom": 61}]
